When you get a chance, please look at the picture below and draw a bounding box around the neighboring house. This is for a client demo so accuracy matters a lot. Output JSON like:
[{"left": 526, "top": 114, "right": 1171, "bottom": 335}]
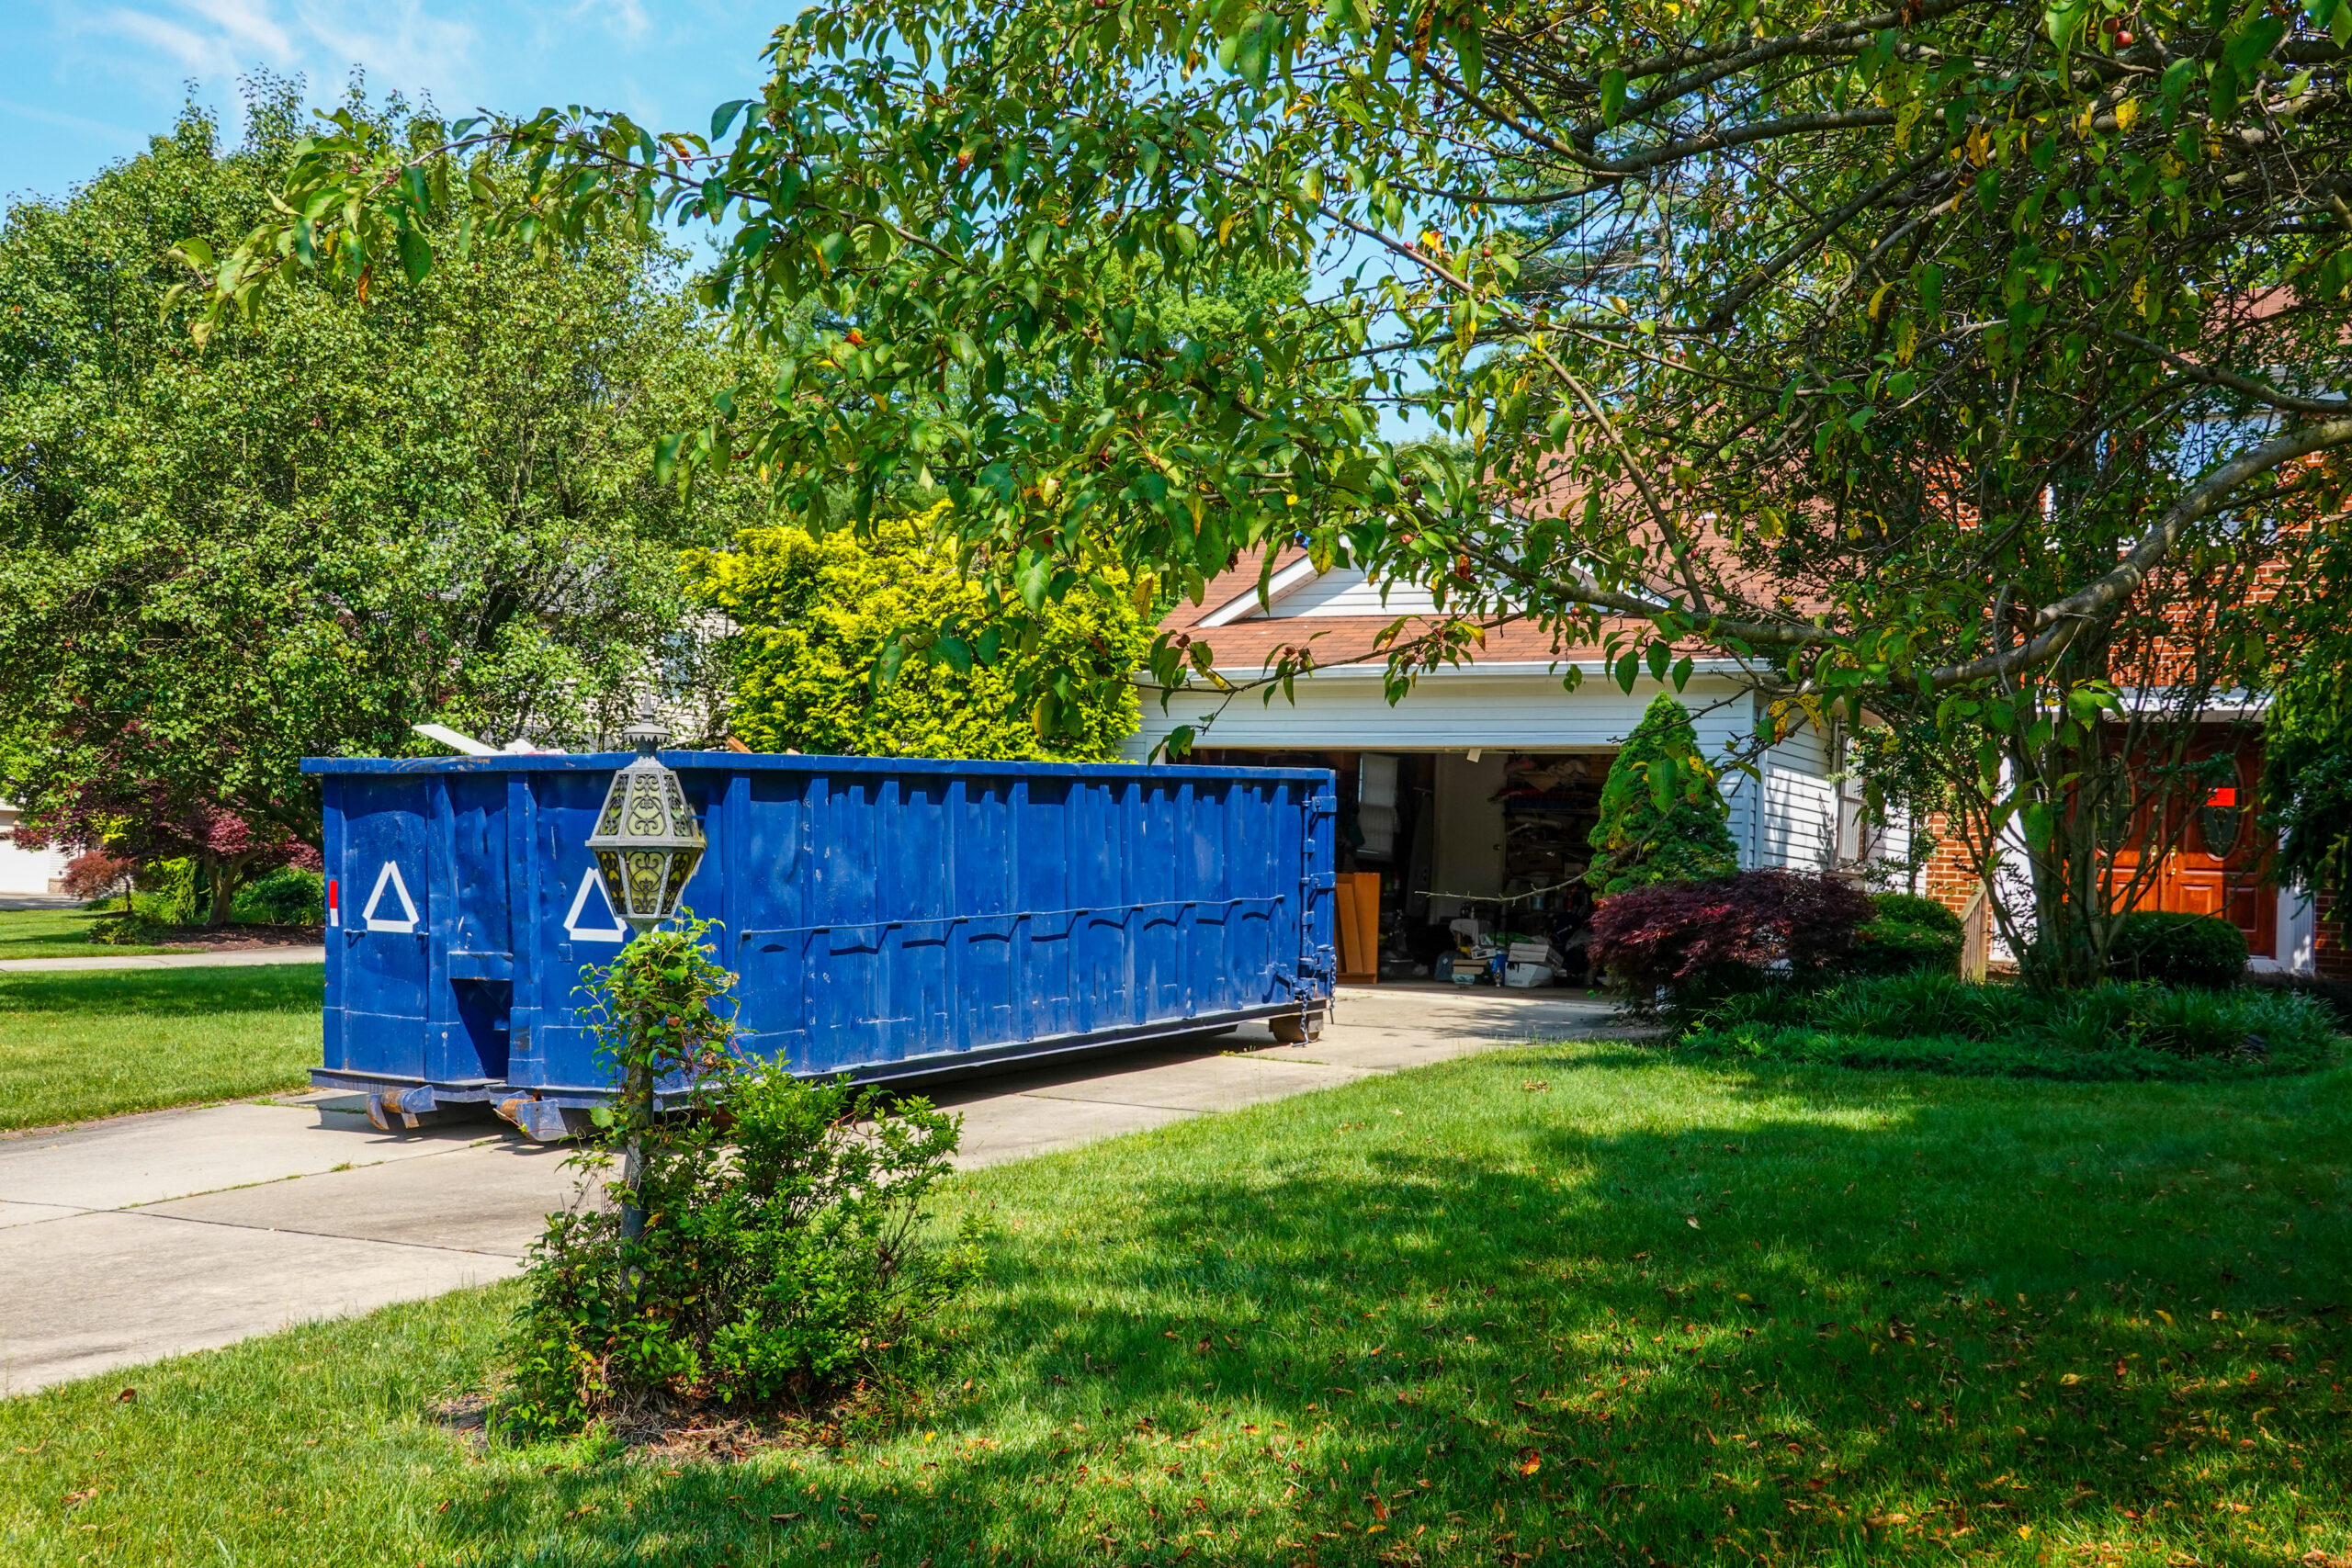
[
  {"left": 0, "top": 801, "right": 68, "bottom": 896},
  {"left": 1125, "top": 550, "right": 1889, "bottom": 972}
]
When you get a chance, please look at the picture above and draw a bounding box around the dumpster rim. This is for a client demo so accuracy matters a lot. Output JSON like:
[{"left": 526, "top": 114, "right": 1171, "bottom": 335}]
[{"left": 303, "top": 751, "right": 1337, "bottom": 782}]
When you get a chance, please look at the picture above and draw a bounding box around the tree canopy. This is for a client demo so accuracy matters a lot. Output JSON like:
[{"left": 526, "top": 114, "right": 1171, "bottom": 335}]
[
  {"left": 0, "top": 82, "right": 757, "bottom": 917},
  {"left": 169, "top": 3, "right": 2352, "bottom": 971}
]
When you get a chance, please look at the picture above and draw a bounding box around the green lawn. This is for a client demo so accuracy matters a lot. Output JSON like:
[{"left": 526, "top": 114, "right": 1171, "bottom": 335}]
[
  {"left": 0, "top": 964, "right": 323, "bottom": 1130},
  {"left": 0, "top": 906, "right": 187, "bottom": 960},
  {"left": 4, "top": 1043, "right": 2347, "bottom": 1568}
]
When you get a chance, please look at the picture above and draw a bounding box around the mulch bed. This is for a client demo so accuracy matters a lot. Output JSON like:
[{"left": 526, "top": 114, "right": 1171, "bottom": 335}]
[{"left": 96, "top": 922, "right": 325, "bottom": 952}]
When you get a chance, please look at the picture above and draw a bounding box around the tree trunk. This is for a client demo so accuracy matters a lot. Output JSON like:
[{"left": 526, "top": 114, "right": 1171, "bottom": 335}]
[{"left": 204, "top": 861, "right": 237, "bottom": 929}]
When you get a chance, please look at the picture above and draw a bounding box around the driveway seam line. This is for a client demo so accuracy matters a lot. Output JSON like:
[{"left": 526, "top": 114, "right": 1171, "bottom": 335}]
[{"left": 92, "top": 1207, "right": 535, "bottom": 1260}]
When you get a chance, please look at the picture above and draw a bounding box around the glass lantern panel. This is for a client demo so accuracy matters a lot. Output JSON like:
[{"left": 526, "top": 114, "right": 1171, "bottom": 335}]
[
  {"left": 624, "top": 772, "right": 669, "bottom": 838},
  {"left": 595, "top": 777, "right": 628, "bottom": 837},
  {"left": 623, "top": 849, "right": 670, "bottom": 917},
  {"left": 661, "top": 846, "right": 701, "bottom": 914},
  {"left": 594, "top": 850, "right": 628, "bottom": 915}
]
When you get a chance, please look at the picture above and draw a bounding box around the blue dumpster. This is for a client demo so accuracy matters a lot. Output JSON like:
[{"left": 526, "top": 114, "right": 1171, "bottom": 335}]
[{"left": 301, "top": 753, "right": 1338, "bottom": 1136}]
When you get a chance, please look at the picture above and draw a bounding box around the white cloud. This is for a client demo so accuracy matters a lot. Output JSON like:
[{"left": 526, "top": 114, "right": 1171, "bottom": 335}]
[
  {"left": 59, "top": 1, "right": 483, "bottom": 116},
  {"left": 569, "top": 0, "right": 650, "bottom": 44}
]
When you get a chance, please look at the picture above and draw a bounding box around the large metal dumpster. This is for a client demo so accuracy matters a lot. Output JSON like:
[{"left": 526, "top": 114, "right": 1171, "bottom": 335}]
[{"left": 301, "top": 752, "right": 1337, "bottom": 1136}]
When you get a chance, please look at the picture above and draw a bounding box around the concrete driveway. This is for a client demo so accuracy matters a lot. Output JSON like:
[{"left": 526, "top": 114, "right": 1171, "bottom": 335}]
[{"left": 0, "top": 985, "right": 1627, "bottom": 1395}]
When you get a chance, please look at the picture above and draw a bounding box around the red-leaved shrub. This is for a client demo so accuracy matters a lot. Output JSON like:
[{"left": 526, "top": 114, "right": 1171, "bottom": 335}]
[
  {"left": 62, "top": 851, "right": 136, "bottom": 904},
  {"left": 1588, "top": 869, "right": 1872, "bottom": 1011}
]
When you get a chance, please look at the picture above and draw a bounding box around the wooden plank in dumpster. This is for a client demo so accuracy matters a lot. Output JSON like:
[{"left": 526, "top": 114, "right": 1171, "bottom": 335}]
[{"left": 303, "top": 752, "right": 1337, "bottom": 1131}]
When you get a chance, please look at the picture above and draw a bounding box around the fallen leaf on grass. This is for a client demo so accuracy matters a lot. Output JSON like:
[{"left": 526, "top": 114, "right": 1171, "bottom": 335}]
[
  {"left": 114, "top": 1389, "right": 136, "bottom": 1404},
  {"left": 1516, "top": 1450, "right": 1542, "bottom": 1476},
  {"left": 1866, "top": 1513, "right": 1911, "bottom": 1528},
  {"left": 62, "top": 1488, "right": 96, "bottom": 1509},
  {"left": 1687, "top": 1218, "right": 1701, "bottom": 1229},
  {"left": 771, "top": 1512, "right": 804, "bottom": 1523}
]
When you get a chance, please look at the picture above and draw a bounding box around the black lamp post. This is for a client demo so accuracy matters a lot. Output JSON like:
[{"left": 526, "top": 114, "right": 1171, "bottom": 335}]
[{"left": 583, "top": 700, "right": 706, "bottom": 1241}]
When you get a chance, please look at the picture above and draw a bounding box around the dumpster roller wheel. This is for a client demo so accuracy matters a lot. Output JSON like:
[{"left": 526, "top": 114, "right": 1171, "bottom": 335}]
[
  {"left": 497, "top": 1095, "right": 593, "bottom": 1144},
  {"left": 1269, "top": 1006, "right": 1326, "bottom": 1044}
]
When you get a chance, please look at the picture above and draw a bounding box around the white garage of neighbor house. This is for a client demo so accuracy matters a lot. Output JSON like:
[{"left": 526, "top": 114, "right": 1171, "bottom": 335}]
[
  {"left": 1125, "top": 551, "right": 1898, "bottom": 978},
  {"left": 0, "top": 801, "right": 69, "bottom": 896}
]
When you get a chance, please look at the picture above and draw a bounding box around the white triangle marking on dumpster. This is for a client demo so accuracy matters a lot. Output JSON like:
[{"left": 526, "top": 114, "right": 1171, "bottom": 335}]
[
  {"left": 563, "top": 867, "right": 628, "bottom": 943},
  {"left": 362, "top": 861, "right": 420, "bottom": 933}
]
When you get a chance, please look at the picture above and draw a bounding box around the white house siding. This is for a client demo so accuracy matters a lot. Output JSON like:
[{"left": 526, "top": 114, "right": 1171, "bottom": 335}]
[
  {"left": 0, "top": 803, "right": 67, "bottom": 896},
  {"left": 1753, "top": 716, "right": 1839, "bottom": 872},
  {"left": 1125, "top": 667, "right": 1860, "bottom": 875}
]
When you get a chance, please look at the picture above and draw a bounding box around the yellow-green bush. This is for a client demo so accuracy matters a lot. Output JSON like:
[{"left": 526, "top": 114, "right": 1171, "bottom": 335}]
[{"left": 688, "top": 507, "right": 1149, "bottom": 761}]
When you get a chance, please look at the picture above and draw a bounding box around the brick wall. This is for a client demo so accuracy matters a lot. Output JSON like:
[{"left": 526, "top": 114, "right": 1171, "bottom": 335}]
[
  {"left": 2319, "top": 889, "right": 2352, "bottom": 981},
  {"left": 1914, "top": 809, "right": 1984, "bottom": 917}
]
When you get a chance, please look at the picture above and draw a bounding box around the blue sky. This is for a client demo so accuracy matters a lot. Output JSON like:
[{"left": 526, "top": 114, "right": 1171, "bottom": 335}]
[{"left": 0, "top": 1, "right": 781, "bottom": 206}]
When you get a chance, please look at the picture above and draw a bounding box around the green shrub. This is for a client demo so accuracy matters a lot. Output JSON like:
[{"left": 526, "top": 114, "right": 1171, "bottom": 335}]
[
  {"left": 87, "top": 915, "right": 181, "bottom": 947},
  {"left": 130, "top": 858, "right": 201, "bottom": 927},
  {"left": 1844, "top": 891, "right": 1965, "bottom": 976},
  {"left": 232, "top": 867, "right": 324, "bottom": 925},
  {"left": 1585, "top": 694, "right": 1740, "bottom": 897},
  {"left": 2108, "top": 910, "right": 2247, "bottom": 987},
  {"left": 1683, "top": 972, "right": 2337, "bottom": 1078},
  {"left": 499, "top": 920, "right": 979, "bottom": 1437},
  {"left": 1848, "top": 919, "right": 1962, "bottom": 976},
  {"left": 1867, "top": 892, "right": 1963, "bottom": 936}
]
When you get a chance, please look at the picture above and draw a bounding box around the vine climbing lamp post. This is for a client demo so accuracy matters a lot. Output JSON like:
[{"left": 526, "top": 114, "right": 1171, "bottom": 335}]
[{"left": 584, "top": 700, "right": 707, "bottom": 1240}]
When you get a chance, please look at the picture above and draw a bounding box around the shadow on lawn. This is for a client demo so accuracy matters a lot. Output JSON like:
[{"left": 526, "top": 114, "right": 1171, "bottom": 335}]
[{"left": 434, "top": 1050, "right": 2352, "bottom": 1567}]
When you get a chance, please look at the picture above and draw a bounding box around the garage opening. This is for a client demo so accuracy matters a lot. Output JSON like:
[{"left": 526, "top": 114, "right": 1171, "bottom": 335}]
[{"left": 1183, "top": 747, "right": 1618, "bottom": 985}]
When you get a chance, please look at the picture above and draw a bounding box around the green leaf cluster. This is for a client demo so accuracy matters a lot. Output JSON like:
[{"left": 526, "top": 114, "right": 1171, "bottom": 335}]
[
  {"left": 1586, "top": 694, "right": 1741, "bottom": 898},
  {"left": 2262, "top": 637, "right": 2352, "bottom": 907},
  {"left": 687, "top": 505, "right": 1149, "bottom": 761}
]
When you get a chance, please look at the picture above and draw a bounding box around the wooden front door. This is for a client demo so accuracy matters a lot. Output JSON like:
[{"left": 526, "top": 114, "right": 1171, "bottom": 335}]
[{"left": 2108, "top": 739, "right": 2275, "bottom": 956}]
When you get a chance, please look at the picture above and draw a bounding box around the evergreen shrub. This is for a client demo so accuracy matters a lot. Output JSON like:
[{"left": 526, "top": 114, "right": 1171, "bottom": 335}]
[
  {"left": 1585, "top": 694, "right": 1740, "bottom": 897},
  {"left": 687, "top": 506, "right": 1149, "bottom": 760}
]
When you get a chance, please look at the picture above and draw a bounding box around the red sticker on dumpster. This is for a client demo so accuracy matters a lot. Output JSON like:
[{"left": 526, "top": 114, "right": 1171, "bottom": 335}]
[{"left": 327, "top": 878, "right": 339, "bottom": 926}]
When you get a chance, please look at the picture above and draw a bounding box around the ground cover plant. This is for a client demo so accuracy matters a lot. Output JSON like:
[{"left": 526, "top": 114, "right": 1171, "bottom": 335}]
[
  {"left": 0, "top": 964, "right": 322, "bottom": 1129},
  {"left": 5, "top": 1043, "right": 2347, "bottom": 1567},
  {"left": 0, "top": 908, "right": 183, "bottom": 961},
  {"left": 1683, "top": 973, "right": 2341, "bottom": 1081}
]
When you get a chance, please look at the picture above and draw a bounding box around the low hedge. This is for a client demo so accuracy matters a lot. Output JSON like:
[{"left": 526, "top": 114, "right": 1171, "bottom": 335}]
[{"left": 1678, "top": 971, "right": 2338, "bottom": 1080}]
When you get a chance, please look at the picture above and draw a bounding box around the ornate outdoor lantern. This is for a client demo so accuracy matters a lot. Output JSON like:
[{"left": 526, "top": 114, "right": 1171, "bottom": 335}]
[{"left": 585, "top": 702, "right": 706, "bottom": 931}]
